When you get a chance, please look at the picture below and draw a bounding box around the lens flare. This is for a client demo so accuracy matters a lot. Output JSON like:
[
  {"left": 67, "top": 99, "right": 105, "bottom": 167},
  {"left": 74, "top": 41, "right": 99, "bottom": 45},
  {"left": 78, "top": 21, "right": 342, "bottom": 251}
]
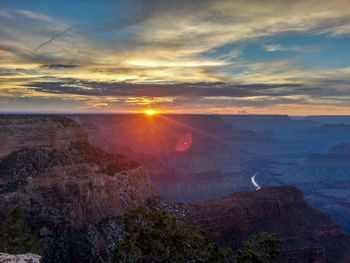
[{"left": 175, "top": 132, "right": 193, "bottom": 152}]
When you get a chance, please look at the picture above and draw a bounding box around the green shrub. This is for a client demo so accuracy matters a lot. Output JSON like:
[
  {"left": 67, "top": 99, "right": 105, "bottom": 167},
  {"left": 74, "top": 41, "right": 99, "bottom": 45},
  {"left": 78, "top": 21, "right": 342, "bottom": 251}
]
[
  {"left": 113, "top": 206, "right": 233, "bottom": 263},
  {"left": 236, "top": 232, "right": 281, "bottom": 263},
  {"left": 0, "top": 205, "right": 42, "bottom": 255}
]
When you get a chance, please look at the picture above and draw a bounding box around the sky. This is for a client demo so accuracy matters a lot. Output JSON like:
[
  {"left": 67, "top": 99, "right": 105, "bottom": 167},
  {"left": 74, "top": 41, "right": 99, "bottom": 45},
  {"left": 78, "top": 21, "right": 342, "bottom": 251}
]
[{"left": 1, "top": 0, "right": 350, "bottom": 115}]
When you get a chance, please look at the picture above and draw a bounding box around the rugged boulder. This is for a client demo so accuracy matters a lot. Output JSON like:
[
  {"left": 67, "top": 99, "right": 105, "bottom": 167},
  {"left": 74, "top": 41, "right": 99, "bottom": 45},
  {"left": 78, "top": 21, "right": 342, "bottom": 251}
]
[{"left": 0, "top": 253, "right": 41, "bottom": 263}]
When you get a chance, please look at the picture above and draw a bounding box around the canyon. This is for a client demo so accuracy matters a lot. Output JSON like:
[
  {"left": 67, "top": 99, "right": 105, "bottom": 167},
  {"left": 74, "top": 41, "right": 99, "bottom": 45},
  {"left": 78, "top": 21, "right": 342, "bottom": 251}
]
[
  {"left": 1, "top": 115, "right": 350, "bottom": 262},
  {"left": 70, "top": 114, "right": 350, "bottom": 235}
]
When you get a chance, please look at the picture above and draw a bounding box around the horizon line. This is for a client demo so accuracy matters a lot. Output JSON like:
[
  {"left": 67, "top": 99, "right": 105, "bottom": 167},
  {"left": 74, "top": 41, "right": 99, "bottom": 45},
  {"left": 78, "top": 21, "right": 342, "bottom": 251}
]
[{"left": 1, "top": 111, "right": 350, "bottom": 118}]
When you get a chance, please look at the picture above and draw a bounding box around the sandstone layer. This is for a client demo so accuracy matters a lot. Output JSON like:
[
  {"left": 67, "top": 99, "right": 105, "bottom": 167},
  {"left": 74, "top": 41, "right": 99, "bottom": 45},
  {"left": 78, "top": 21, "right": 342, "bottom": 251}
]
[{"left": 0, "top": 115, "right": 87, "bottom": 159}]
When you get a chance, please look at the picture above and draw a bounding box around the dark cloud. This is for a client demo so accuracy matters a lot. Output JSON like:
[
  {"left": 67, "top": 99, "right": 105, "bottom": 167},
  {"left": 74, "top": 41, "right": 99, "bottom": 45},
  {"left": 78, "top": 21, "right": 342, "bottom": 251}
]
[
  {"left": 25, "top": 79, "right": 303, "bottom": 98},
  {"left": 24, "top": 77, "right": 350, "bottom": 110},
  {"left": 0, "top": 68, "right": 23, "bottom": 76},
  {"left": 40, "top": 64, "right": 79, "bottom": 69}
]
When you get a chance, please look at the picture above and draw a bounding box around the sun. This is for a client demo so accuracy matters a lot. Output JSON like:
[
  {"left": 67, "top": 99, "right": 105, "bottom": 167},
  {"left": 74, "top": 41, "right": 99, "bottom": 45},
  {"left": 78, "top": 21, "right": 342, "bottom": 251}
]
[{"left": 145, "top": 110, "right": 157, "bottom": 115}]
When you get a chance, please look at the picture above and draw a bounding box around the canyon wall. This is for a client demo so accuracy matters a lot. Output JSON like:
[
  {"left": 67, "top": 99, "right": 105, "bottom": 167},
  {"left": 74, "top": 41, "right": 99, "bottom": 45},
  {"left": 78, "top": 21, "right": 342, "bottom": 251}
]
[
  {"left": 1, "top": 115, "right": 350, "bottom": 263},
  {"left": 149, "top": 186, "right": 350, "bottom": 263},
  {"left": 0, "top": 115, "right": 87, "bottom": 159}
]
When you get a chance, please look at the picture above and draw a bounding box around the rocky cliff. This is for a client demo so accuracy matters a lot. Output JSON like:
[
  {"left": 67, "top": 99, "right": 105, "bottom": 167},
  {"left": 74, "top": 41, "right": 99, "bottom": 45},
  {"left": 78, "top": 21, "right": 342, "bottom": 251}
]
[
  {"left": 1, "top": 115, "right": 350, "bottom": 263},
  {"left": 0, "top": 115, "right": 157, "bottom": 262},
  {"left": 0, "top": 144, "right": 157, "bottom": 229},
  {"left": 261, "top": 143, "right": 350, "bottom": 234},
  {"left": 0, "top": 116, "right": 157, "bottom": 229},
  {"left": 0, "top": 115, "right": 87, "bottom": 159},
  {"left": 149, "top": 186, "right": 350, "bottom": 263}
]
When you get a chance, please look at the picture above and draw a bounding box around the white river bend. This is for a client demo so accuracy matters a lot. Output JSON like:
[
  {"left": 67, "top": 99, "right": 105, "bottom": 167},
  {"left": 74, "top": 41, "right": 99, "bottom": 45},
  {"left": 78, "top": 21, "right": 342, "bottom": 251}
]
[{"left": 251, "top": 173, "right": 261, "bottom": 190}]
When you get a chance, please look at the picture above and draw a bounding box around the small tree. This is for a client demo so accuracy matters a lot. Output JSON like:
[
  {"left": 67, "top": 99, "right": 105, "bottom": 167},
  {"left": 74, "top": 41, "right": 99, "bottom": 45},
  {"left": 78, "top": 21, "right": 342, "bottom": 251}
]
[
  {"left": 113, "top": 206, "right": 232, "bottom": 263},
  {"left": 0, "top": 205, "right": 42, "bottom": 255},
  {"left": 236, "top": 232, "right": 281, "bottom": 263}
]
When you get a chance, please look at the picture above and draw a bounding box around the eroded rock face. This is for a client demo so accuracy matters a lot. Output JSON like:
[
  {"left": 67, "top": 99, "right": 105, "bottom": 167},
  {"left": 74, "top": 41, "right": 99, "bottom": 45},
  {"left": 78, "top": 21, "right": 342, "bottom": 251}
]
[
  {"left": 0, "top": 116, "right": 157, "bottom": 229},
  {"left": 42, "top": 217, "right": 124, "bottom": 263},
  {"left": 261, "top": 143, "right": 350, "bottom": 234},
  {"left": 2, "top": 115, "right": 350, "bottom": 263},
  {"left": 0, "top": 143, "right": 157, "bottom": 231},
  {"left": 70, "top": 114, "right": 263, "bottom": 202},
  {"left": 0, "top": 115, "right": 87, "bottom": 159},
  {"left": 0, "top": 115, "right": 158, "bottom": 262},
  {"left": 149, "top": 186, "right": 350, "bottom": 263},
  {"left": 191, "top": 187, "right": 350, "bottom": 263},
  {"left": 0, "top": 253, "right": 41, "bottom": 263}
]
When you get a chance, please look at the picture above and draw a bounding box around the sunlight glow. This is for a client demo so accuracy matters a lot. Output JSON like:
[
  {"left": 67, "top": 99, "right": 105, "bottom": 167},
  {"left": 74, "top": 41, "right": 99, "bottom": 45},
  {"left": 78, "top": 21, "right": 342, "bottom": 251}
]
[{"left": 145, "top": 110, "right": 157, "bottom": 115}]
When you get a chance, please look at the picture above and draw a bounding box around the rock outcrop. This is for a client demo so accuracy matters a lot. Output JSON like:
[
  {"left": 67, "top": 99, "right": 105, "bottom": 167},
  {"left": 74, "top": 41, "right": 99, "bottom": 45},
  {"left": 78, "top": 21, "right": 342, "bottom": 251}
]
[
  {"left": 0, "top": 115, "right": 158, "bottom": 262},
  {"left": 149, "top": 186, "right": 350, "bottom": 263},
  {"left": 0, "top": 115, "right": 87, "bottom": 159},
  {"left": 0, "top": 139, "right": 157, "bottom": 231},
  {"left": 261, "top": 143, "right": 350, "bottom": 234},
  {"left": 0, "top": 253, "right": 41, "bottom": 263},
  {"left": 42, "top": 217, "right": 125, "bottom": 263}
]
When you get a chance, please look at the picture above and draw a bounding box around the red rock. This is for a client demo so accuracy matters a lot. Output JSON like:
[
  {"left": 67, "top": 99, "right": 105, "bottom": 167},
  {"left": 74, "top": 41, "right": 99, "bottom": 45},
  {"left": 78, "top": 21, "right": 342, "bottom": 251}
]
[
  {"left": 149, "top": 186, "right": 350, "bottom": 263},
  {"left": 187, "top": 186, "right": 350, "bottom": 263}
]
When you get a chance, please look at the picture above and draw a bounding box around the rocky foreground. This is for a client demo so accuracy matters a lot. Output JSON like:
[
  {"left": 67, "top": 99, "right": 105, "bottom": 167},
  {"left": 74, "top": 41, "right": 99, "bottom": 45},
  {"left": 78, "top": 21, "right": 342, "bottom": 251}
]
[
  {"left": 1, "top": 115, "right": 350, "bottom": 263},
  {"left": 0, "top": 253, "right": 41, "bottom": 263}
]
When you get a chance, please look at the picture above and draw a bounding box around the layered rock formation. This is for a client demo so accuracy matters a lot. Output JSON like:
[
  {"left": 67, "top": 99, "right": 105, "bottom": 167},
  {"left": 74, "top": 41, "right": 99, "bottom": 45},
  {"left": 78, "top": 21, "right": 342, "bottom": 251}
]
[
  {"left": 0, "top": 115, "right": 157, "bottom": 262},
  {"left": 43, "top": 217, "right": 125, "bottom": 263},
  {"left": 0, "top": 115, "right": 87, "bottom": 159},
  {"left": 0, "top": 253, "right": 41, "bottom": 263},
  {"left": 70, "top": 114, "right": 268, "bottom": 202},
  {"left": 154, "top": 170, "right": 237, "bottom": 202},
  {"left": 260, "top": 143, "right": 350, "bottom": 234},
  {"left": 149, "top": 186, "right": 350, "bottom": 263},
  {"left": 0, "top": 144, "right": 156, "bottom": 228},
  {"left": 1, "top": 115, "right": 350, "bottom": 263}
]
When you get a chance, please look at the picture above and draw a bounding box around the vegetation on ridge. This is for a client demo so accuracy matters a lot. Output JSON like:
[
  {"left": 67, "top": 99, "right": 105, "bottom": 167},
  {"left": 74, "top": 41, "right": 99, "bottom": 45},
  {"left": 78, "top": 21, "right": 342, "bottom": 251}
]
[
  {"left": 113, "top": 206, "right": 233, "bottom": 263},
  {"left": 0, "top": 141, "right": 141, "bottom": 194},
  {"left": 0, "top": 205, "right": 42, "bottom": 255},
  {"left": 113, "top": 207, "right": 281, "bottom": 263},
  {"left": 236, "top": 232, "right": 281, "bottom": 263}
]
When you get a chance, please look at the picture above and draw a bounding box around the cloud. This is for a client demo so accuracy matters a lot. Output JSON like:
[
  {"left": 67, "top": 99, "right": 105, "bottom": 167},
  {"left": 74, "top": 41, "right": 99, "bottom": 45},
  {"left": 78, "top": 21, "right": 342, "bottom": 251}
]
[
  {"left": 0, "top": 10, "right": 12, "bottom": 18},
  {"left": 40, "top": 64, "right": 80, "bottom": 69},
  {"left": 34, "top": 27, "right": 73, "bottom": 54},
  {"left": 1, "top": 2, "right": 350, "bottom": 114},
  {"left": 128, "top": 0, "right": 350, "bottom": 51},
  {"left": 262, "top": 43, "right": 321, "bottom": 53},
  {"left": 25, "top": 79, "right": 304, "bottom": 98},
  {"left": 262, "top": 44, "right": 301, "bottom": 52},
  {"left": 15, "top": 10, "right": 58, "bottom": 23},
  {"left": 2, "top": 2, "right": 350, "bottom": 83},
  {"left": 19, "top": 63, "right": 350, "bottom": 111}
]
